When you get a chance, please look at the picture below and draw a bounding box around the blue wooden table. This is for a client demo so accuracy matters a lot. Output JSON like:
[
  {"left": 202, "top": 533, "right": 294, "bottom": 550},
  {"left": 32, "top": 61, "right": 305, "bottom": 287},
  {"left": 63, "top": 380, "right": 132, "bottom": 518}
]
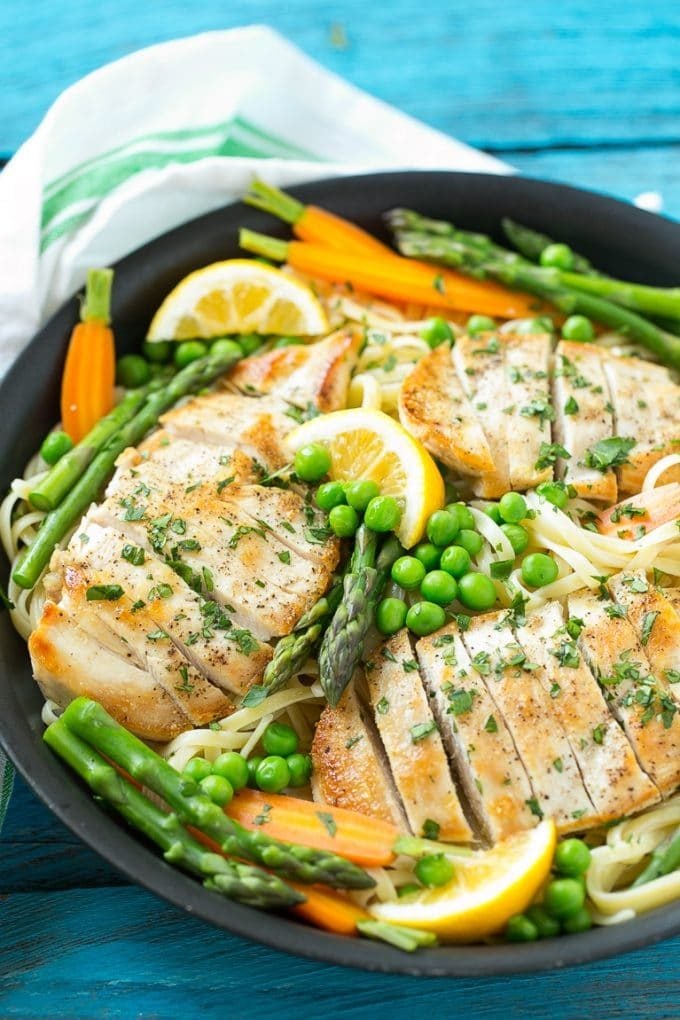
[{"left": 1, "top": 2, "right": 679, "bottom": 1015}]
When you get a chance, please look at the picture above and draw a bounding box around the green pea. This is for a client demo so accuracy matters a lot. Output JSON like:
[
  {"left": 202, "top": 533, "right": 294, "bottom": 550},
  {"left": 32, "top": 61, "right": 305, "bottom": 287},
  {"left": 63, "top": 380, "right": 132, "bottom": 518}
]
[
  {"left": 210, "top": 338, "right": 242, "bottom": 359},
  {"left": 455, "top": 529, "right": 484, "bottom": 557},
  {"left": 238, "top": 333, "right": 263, "bottom": 356},
  {"left": 212, "top": 751, "right": 249, "bottom": 791},
  {"left": 554, "top": 839, "right": 592, "bottom": 877},
  {"left": 199, "top": 773, "right": 234, "bottom": 807},
  {"left": 439, "top": 544, "right": 472, "bottom": 578},
  {"left": 255, "top": 755, "right": 291, "bottom": 793},
  {"left": 406, "top": 601, "right": 446, "bottom": 636},
  {"left": 420, "top": 316, "right": 454, "bottom": 349},
  {"left": 40, "top": 430, "right": 74, "bottom": 465},
  {"left": 536, "top": 481, "right": 571, "bottom": 509},
  {"left": 247, "top": 755, "right": 264, "bottom": 788},
  {"left": 397, "top": 883, "right": 422, "bottom": 898},
  {"left": 142, "top": 339, "right": 172, "bottom": 363},
  {"left": 446, "top": 502, "right": 476, "bottom": 531},
  {"left": 467, "top": 314, "right": 496, "bottom": 335},
  {"left": 364, "top": 495, "right": 401, "bottom": 533},
  {"left": 116, "top": 353, "right": 151, "bottom": 388},
  {"left": 540, "top": 243, "right": 574, "bottom": 269},
  {"left": 526, "top": 904, "right": 561, "bottom": 939},
  {"left": 543, "top": 877, "right": 586, "bottom": 919},
  {"left": 521, "top": 552, "right": 558, "bottom": 588},
  {"left": 294, "top": 443, "right": 331, "bottom": 483},
  {"left": 262, "top": 721, "right": 299, "bottom": 757},
  {"left": 345, "top": 479, "right": 380, "bottom": 512},
  {"left": 273, "top": 336, "right": 302, "bottom": 348},
  {"left": 183, "top": 757, "right": 213, "bottom": 783},
  {"left": 420, "top": 570, "right": 458, "bottom": 606},
  {"left": 391, "top": 556, "right": 427, "bottom": 591},
  {"left": 329, "top": 504, "right": 359, "bottom": 538},
  {"left": 457, "top": 572, "right": 497, "bottom": 611},
  {"left": 499, "top": 492, "right": 527, "bottom": 524},
  {"left": 376, "top": 597, "right": 408, "bottom": 635},
  {"left": 484, "top": 503, "right": 502, "bottom": 524},
  {"left": 286, "top": 753, "right": 312, "bottom": 788},
  {"left": 315, "top": 481, "right": 347, "bottom": 512},
  {"left": 505, "top": 914, "right": 539, "bottom": 942},
  {"left": 561, "top": 315, "right": 595, "bottom": 343},
  {"left": 426, "top": 509, "right": 460, "bottom": 547},
  {"left": 413, "top": 853, "right": 454, "bottom": 887},
  {"left": 501, "top": 523, "right": 529, "bottom": 555},
  {"left": 174, "top": 340, "right": 208, "bottom": 368},
  {"left": 561, "top": 906, "right": 593, "bottom": 934},
  {"left": 413, "top": 543, "right": 441, "bottom": 571}
]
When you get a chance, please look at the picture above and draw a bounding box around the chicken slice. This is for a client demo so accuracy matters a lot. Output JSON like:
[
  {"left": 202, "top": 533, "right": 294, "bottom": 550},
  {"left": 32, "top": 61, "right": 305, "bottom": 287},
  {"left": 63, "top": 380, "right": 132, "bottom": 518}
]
[
  {"left": 451, "top": 333, "right": 511, "bottom": 496},
  {"left": 462, "top": 612, "right": 594, "bottom": 831},
  {"left": 365, "top": 630, "right": 472, "bottom": 842},
  {"left": 227, "top": 327, "right": 361, "bottom": 411},
  {"left": 416, "top": 623, "right": 535, "bottom": 842},
  {"left": 665, "top": 589, "right": 680, "bottom": 615},
  {"left": 130, "top": 431, "right": 262, "bottom": 489},
  {"left": 570, "top": 590, "right": 680, "bottom": 795},
  {"left": 311, "top": 680, "right": 408, "bottom": 829},
  {"left": 552, "top": 342, "right": 617, "bottom": 502},
  {"left": 602, "top": 353, "right": 680, "bottom": 496},
  {"left": 29, "top": 602, "right": 189, "bottom": 741},
  {"left": 160, "top": 392, "right": 291, "bottom": 472},
  {"left": 55, "top": 546, "right": 234, "bottom": 726},
  {"left": 398, "top": 342, "right": 496, "bottom": 477},
  {"left": 504, "top": 332, "right": 553, "bottom": 490},
  {"left": 68, "top": 516, "right": 271, "bottom": 695},
  {"left": 608, "top": 571, "right": 680, "bottom": 708},
  {"left": 514, "top": 601, "right": 658, "bottom": 822}
]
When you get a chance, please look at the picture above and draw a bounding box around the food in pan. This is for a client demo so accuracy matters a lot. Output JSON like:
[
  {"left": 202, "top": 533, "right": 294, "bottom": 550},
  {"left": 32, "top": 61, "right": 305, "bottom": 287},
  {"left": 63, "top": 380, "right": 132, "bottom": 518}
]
[{"left": 2, "top": 181, "right": 680, "bottom": 951}]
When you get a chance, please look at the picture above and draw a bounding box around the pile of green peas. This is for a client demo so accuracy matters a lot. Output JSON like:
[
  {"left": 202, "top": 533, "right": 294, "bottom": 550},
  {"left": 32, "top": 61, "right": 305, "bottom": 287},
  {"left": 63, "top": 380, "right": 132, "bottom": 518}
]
[
  {"left": 114, "top": 333, "right": 264, "bottom": 390},
  {"left": 182, "top": 721, "right": 311, "bottom": 804},
  {"left": 505, "top": 838, "right": 593, "bottom": 941},
  {"left": 309, "top": 468, "right": 402, "bottom": 539}
]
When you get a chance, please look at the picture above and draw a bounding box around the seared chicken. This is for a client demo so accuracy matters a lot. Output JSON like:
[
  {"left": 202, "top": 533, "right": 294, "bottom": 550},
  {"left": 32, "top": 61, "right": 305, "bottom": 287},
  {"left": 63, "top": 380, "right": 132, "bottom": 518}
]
[
  {"left": 311, "top": 680, "right": 408, "bottom": 829},
  {"left": 503, "top": 333, "right": 553, "bottom": 490},
  {"left": 365, "top": 630, "right": 472, "bottom": 842}
]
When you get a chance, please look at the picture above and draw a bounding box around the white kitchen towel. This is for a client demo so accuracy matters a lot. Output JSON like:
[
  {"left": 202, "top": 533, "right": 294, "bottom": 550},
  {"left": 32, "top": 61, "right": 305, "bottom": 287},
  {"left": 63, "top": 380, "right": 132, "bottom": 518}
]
[{"left": 0, "top": 25, "right": 508, "bottom": 829}]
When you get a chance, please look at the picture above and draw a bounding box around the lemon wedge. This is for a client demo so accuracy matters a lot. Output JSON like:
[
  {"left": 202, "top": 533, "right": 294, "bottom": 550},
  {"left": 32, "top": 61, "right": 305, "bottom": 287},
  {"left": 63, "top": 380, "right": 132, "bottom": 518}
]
[
  {"left": 285, "top": 408, "right": 444, "bottom": 548},
  {"left": 370, "top": 820, "right": 557, "bottom": 943},
  {"left": 147, "top": 260, "right": 329, "bottom": 340}
]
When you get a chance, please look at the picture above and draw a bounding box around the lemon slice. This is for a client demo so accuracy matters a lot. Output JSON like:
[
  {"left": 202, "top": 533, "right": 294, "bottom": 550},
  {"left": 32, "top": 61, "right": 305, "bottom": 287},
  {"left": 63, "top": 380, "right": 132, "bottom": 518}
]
[
  {"left": 370, "top": 820, "right": 556, "bottom": 942},
  {"left": 285, "top": 408, "right": 444, "bottom": 548},
  {"left": 147, "top": 260, "right": 329, "bottom": 340}
]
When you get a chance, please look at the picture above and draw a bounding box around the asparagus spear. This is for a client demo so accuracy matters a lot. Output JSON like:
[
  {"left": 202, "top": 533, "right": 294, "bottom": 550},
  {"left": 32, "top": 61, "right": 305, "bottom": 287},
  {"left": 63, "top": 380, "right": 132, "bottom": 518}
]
[
  {"left": 389, "top": 213, "right": 680, "bottom": 370},
  {"left": 13, "top": 342, "right": 243, "bottom": 591},
  {"left": 501, "top": 218, "right": 597, "bottom": 274},
  {"left": 631, "top": 826, "right": 680, "bottom": 887},
  {"left": 62, "top": 697, "right": 375, "bottom": 890},
  {"left": 44, "top": 717, "right": 301, "bottom": 909},
  {"left": 319, "top": 528, "right": 401, "bottom": 707}
]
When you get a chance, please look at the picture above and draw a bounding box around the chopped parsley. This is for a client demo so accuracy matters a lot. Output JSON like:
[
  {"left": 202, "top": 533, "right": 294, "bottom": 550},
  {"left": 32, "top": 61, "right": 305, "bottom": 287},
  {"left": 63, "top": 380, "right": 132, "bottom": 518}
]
[
  {"left": 376, "top": 697, "right": 390, "bottom": 715},
  {"left": 563, "top": 395, "right": 579, "bottom": 416},
  {"left": 277, "top": 550, "right": 291, "bottom": 565},
  {"left": 316, "top": 812, "right": 337, "bottom": 838},
  {"left": 121, "top": 544, "right": 146, "bottom": 566},
  {"left": 345, "top": 735, "right": 363, "bottom": 750},
  {"left": 641, "top": 611, "right": 659, "bottom": 646},
  {"left": 583, "top": 436, "right": 636, "bottom": 472},
  {"left": 483, "top": 714, "right": 498, "bottom": 734},
  {"left": 535, "top": 442, "right": 571, "bottom": 470},
  {"left": 447, "top": 689, "right": 476, "bottom": 716},
  {"left": 421, "top": 819, "right": 441, "bottom": 840},
  {"left": 241, "top": 685, "right": 269, "bottom": 708},
  {"left": 410, "top": 720, "right": 437, "bottom": 742},
  {"left": 520, "top": 395, "right": 555, "bottom": 427},
  {"left": 526, "top": 797, "right": 544, "bottom": 819},
  {"left": 86, "top": 584, "right": 124, "bottom": 601}
]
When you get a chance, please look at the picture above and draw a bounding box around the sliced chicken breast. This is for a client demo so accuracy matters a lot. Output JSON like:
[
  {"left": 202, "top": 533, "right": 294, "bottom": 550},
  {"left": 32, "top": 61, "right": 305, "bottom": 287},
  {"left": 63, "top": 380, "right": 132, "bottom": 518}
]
[
  {"left": 398, "top": 342, "right": 496, "bottom": 477},
  {"left": 365, "top": 630, "right": 472, "bottom": 842},
  {"left": 451, "top": 333, "right": 510, "bottom": 496},
  {"left": 515, "top": 601, "right": 659, "bottom": 822},
  {"left": 129, "top": 432, "right": 262, "bottom": 489},
  {"left": 311, "top": 680, "right": 408, "bottom": 829},
  {"left": 608, "top": 571, "right": 680, "bottom": 707},
  {"left": 462, "top": 612, "right": 594, "bottom": 831},
  {"left": 602, "top": 354, "right": 680, "bottom": 495},
  {"left": 504, "top": 332, "right": 553, "bottom": 490},
  {"left": 665, "top": 589, "right": 680, "bottom": 615},
  {"left": 552, "top": 342, "right": 617, "bottom": 502},
  {"left": 416, "top": 623, "right": 536, "bottom": 842},
  {"left": 570, "top": 590, "right": 680, "bottom": 795},
  {"left": 29, "top": 601, "right": 189, "bottom": 741},
  {"left": 227, "top": 327, "right": 361, "bottom": 411}
]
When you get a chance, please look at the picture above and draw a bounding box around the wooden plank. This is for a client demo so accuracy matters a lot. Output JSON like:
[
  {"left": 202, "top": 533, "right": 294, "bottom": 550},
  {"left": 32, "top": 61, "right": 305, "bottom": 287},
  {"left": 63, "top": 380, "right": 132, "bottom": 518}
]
[{"left": 0, "top": 886, "right": 678, "bottom": 1017}]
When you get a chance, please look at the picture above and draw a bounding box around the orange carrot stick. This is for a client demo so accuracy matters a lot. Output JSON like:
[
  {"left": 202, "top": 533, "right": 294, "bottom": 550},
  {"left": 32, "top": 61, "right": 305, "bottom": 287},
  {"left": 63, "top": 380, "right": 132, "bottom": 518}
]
[
  {"left": 60, "top": 268, "right": 116, "bottom": 443},
  {"left": 239, "top": 229, "right": 541, "bottom": 319},
  {"left": 290, "top": 882, "right": 368, "bottom": 935},
  {"left": 226, "top": 788, "right": 398, "bottom": 868},
  {"left": 597, "top": 482, "right": 680, "bottom": 539}
]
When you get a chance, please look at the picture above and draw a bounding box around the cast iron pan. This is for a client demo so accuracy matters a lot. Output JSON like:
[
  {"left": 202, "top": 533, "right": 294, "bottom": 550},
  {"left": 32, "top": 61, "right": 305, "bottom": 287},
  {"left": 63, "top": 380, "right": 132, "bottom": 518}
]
[{"left": 2, "top": 172, "right": 680, "bottom": 976}]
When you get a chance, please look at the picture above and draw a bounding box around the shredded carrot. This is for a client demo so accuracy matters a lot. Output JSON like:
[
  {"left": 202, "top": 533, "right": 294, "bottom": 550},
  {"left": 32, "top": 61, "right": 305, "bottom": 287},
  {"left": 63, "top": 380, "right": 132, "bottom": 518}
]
[
  {"left": 597, "top": 482, "right": 680, "bottom": 539},
  {"left": 226, "top": 788, "right": 398, "bottom": 868},
  {"left": 294, "top": 205, "right": 395, "bottom": 258},
  {"left": 60, "top": 268, "right": 116, "bottom": 443}
]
